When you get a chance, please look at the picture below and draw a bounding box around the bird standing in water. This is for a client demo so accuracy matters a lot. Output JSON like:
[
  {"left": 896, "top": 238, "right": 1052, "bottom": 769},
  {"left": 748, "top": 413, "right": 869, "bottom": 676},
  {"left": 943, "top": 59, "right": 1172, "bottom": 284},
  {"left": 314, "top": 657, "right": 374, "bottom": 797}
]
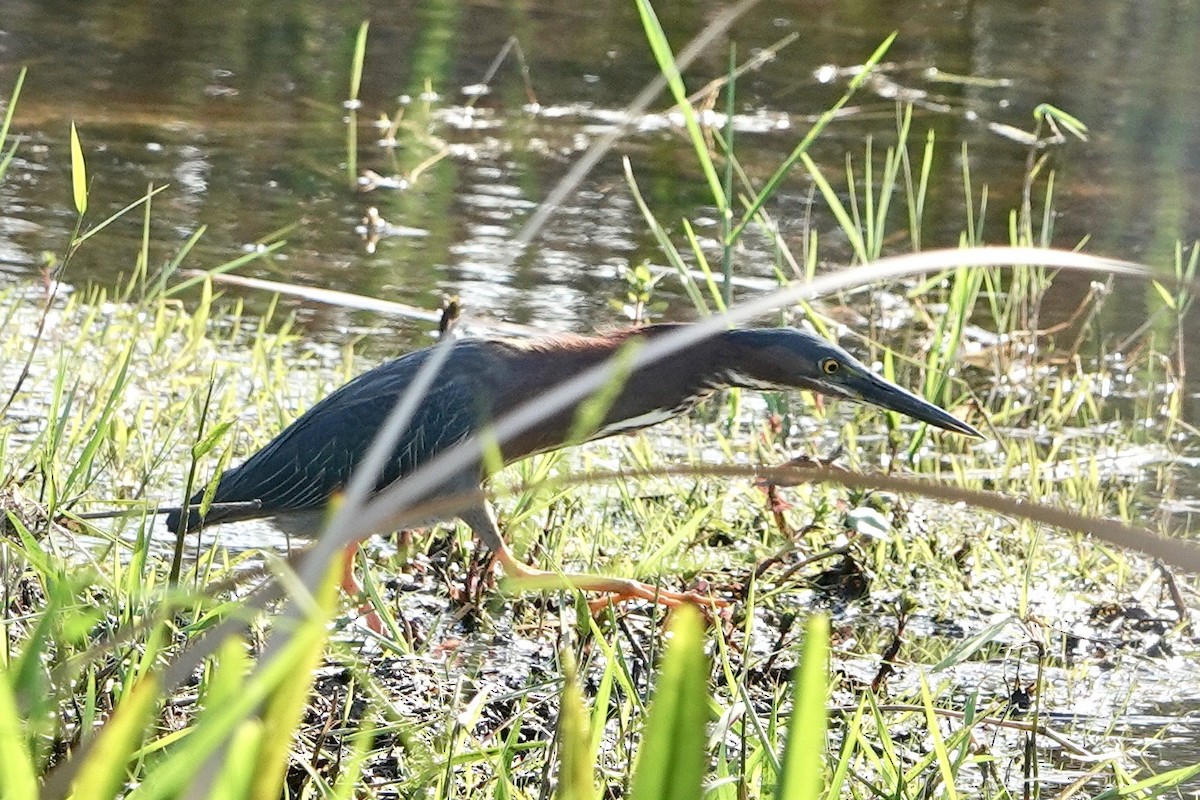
[{"left": 166, "top": 324, "right": 981, "bottom": 620}]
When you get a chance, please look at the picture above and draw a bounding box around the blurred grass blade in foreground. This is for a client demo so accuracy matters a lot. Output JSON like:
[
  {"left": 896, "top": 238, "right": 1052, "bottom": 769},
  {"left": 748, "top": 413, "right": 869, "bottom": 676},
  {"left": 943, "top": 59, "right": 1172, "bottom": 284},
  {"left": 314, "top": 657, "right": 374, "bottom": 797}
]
[
  {"left": 778, "top": 615, "right": 830, "bottom": 800},
  {"left": 630, "top": 605, "right": 710, "bottom": 800}
]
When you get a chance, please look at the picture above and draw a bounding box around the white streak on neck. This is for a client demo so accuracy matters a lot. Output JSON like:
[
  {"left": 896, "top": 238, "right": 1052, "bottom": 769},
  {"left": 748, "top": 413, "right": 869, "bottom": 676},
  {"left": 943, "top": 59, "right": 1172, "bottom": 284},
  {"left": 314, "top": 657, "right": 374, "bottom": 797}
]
[{"left": 592, "top": 407, "right": 681, "bottom": 439}]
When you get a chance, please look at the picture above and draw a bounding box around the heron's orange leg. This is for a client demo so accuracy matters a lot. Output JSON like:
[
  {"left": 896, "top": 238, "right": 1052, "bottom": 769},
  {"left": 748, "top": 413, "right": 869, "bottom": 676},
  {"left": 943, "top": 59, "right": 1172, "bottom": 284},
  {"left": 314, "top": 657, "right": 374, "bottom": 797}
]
[
  {"left": 492, "top": 545, "right": 727, "bottom": 613},
  {"left": 340, "top": 542, "right": 385, "bottom": 634}
]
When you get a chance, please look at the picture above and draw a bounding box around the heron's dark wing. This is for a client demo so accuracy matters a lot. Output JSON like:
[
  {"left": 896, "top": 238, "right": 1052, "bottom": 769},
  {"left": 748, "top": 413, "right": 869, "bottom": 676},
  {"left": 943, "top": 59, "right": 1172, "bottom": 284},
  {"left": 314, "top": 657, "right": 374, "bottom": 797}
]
[{"left": 187, "top": 352, "right": 489, "bottom": 528}]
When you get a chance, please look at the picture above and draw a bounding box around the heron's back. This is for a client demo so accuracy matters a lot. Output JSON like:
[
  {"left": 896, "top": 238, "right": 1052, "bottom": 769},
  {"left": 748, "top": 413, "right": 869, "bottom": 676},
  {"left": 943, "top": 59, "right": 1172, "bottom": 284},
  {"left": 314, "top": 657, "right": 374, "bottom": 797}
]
[{"left": 167, "top": 342, "right": 501, "bottom": 533}]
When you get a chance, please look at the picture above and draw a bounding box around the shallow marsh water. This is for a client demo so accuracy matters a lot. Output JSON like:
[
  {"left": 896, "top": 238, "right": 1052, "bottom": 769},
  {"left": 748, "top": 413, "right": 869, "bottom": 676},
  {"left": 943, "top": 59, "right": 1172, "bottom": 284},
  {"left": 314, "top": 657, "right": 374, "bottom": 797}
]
[
  {"left": 2, "top": 0, "right": 1200, "bottom": 791},
  {"left": 1, "top": 1, "right": 1199, "bottom": 346}
]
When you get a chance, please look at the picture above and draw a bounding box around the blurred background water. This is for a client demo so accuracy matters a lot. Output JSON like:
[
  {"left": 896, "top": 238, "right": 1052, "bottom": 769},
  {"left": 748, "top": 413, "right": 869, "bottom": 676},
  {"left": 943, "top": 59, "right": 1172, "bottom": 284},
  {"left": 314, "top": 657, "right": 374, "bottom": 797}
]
[{"left": 1, "top": 0, "right": 1198, "bottom": 356}]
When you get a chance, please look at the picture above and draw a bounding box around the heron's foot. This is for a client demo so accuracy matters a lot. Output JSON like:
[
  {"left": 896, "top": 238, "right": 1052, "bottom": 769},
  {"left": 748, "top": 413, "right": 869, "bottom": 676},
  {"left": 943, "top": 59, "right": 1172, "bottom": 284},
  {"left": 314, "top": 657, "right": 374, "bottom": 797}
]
[
  {"left": 584, "top": 584, "right": 729, "bottom": 615},
  {"left": 494, "top": 550, "right": 727, "bottom": 611},
  {"left": 340, "top": 543, "right": 386, "bottom": 635}
]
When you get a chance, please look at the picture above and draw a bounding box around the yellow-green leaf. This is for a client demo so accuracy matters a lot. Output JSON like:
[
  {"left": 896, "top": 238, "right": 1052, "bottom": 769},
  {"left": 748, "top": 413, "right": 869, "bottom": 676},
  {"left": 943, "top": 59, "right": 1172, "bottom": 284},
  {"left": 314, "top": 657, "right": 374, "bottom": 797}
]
[
  {"left": 349, "top": 21, "right": 369, "bottom": 101},
  {"left": 208, "top": 721, "right": 262, "bottom": 799},
  {"left": 0, "top": 666, "right": 39, "bottom": 800},
  {"left": 70, "top": 122, "right": 87, "bottom": 215},
  {"left": 1151, "top": 280, "right": 1177, "bottom": 310},
  {"left": 249, "top": 554, "right": 341, "bottom": 799}
]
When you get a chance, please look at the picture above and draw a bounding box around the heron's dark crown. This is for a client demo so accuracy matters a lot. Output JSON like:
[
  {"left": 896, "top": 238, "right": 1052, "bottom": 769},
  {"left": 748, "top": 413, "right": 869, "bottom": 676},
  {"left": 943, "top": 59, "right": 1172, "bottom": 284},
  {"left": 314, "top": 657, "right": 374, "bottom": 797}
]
[{"left": 712, "top": 327, "right": 867, "bottom": 394}]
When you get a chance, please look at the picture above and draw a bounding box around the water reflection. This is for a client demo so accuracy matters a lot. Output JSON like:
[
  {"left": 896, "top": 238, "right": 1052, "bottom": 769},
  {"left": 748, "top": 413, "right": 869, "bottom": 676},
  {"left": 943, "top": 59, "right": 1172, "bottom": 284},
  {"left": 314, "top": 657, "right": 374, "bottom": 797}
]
[{"left": 0, "top": 0, "right": 1196, "bottom": 344}]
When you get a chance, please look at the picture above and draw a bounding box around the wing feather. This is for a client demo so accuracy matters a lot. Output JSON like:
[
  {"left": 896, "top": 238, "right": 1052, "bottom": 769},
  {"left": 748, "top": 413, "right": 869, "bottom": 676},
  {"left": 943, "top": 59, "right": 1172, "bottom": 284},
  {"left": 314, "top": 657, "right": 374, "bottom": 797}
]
[{"left": 178, "top": 344, "right": 494, "bottom": 531}]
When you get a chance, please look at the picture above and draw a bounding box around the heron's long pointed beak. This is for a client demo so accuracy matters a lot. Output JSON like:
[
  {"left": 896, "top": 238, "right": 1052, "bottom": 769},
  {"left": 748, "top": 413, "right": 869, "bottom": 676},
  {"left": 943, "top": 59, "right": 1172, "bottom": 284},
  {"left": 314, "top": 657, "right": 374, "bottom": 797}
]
[{"left": 848, "top": 370, "right": 984, "bottom": 438}]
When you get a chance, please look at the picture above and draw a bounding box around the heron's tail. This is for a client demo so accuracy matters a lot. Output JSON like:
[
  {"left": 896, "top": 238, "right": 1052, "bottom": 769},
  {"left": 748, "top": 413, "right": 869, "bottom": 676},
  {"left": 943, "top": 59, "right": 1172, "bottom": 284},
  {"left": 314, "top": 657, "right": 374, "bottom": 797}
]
[
  {"left": 163, "top": 494, "right": 258, "bottom": 534},
  {"left": 164, "top": 496, "right": 212, "bottom": 535}
]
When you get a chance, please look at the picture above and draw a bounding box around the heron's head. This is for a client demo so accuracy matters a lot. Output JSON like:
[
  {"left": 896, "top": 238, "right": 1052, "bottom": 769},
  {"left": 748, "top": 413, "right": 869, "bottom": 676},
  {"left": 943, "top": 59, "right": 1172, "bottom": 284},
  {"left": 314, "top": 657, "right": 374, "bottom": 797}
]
[{"left": 721, "top": 328, "right": 983, "bottom": 437}]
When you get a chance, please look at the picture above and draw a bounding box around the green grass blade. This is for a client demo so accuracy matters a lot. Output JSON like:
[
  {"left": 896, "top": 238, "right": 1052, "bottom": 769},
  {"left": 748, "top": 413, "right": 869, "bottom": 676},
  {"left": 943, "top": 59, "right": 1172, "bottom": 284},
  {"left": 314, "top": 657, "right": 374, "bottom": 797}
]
[
  {"left": 346, "top": 20, "right": 369, "bottom": 186},
  {"left": 68, "top": 677, "right": 160, "bottom": 800},
  {"left": 62, "top": 343, "right": 134, "bottom": 496},
  {"left": 0, "top": 67, "right": 28, "bottom": 184},
  {"left": 732, "top": 33, "right": 896, "bottom": 242},
  {"left": 330, "top": 721, "right": 375, "bottom": 800},
  {"left": 930, "top": 615, "right": 1017, "bottom": 672},
  {"left": 681, "top": 219, "right": 728, "bottom": 312},
  {"left": 349, "top": 21, "right": 369, "bottom": 102},
  {"left": 802, "top": 152, "right": 867, "bottom": 263},
  {"left": 918, "top": 674, "right": 959, "bottom": 800},
  {"left": 163, "top": 239, "right": 286, "bottom": 297},
  {"left": 1092, "top": 761, "right": 1200, "bottom": 799},
  {"left": 824, "top": 700, "right": 863, "bottom": 798},
  {"left": 249, "top": 560, "right": 340, "bottom": 799},
  {"left": 207, "top": 721, "right": 261, "bottom": 799},
  {"left": 72, "top": 184, "right": 169, "bottom": 248},
  {"left": 0, "top": 664, "right": 39, "bottom": 800},
  {"left": 557, "top": 654, "right": 597, "bottom": 800},
  {"left": 623, "top": 158, "right": 710, "bottom": 314},
  {"left": 630, "top": 605, "right": 710, "bottom": 800},
  {"left": 633, "top": 0, "right": 724, "bottom": 210},
  {"left": 0, "top": 67, "right": 26, "bottom": 150},
  {"left": 777, "top": 615, "right": 830, "bottom": 800},
  {"left": 721, "top": 44, "right": 737, "bottom": 306}
]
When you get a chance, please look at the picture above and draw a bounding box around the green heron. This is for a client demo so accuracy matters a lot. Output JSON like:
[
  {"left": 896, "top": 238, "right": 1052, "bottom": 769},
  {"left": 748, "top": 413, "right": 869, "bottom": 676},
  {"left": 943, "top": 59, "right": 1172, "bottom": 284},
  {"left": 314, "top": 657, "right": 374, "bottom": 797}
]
[{"left": 166, "top": 323, "right": 981, "bottom": 621}]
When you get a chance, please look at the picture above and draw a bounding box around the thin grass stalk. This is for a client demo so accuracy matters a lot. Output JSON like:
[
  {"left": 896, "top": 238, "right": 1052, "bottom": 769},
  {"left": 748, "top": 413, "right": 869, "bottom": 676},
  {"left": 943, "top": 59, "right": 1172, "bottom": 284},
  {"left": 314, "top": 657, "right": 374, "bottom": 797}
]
[
  {"left": 633, "top": 0, "right": 725, "bottom": 211},
  {"left": 122, "top": 183, "right": 154, "bottom": 302},
  {"left": 0, "top": 67, "right": 27, "bottom": 183},
  {"left": 0, "top": 185, "right": 89, "bottom": 418},
  {"left": 624, "top": 159, "right": 711, "bottom": 315},
  {"left": 61, "top": 343, "right": 134, "bottom": 500},
  {"left": 803, "top": 151, "right": 867, "bottom": 263},
  {"left": 153, "top": 223, "right": 205, "bottom": 298},
  {"left": 346, "top": 21, "right": 369, "bottom": 188},
  {"left": 171, "top": 372, "right": 219, "bottom": 585},
  {"left": 71, "top": 184, "right": 168, "bottom": 250},
  {"left": 959, "top": 142, "right": 979, "bottom": 246},
  {"left": 721, "top": 45, "right": 737, "bottom": 306},
  {"left": 846, "top": 149, "right": 864, "bottom": 254},
  {"left": 680, "top": 218, "right": 728, "bottom": 312},
  {"left": 163, "top": 241, "right": 285, "bottom": 297}
]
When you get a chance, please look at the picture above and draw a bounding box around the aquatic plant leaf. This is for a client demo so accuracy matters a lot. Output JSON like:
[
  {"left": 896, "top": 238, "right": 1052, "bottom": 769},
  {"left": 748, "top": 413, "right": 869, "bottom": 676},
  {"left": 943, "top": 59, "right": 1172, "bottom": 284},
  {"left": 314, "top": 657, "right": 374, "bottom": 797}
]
[{"left": 778, "top": 615, "right": 830, "bottom": 800}]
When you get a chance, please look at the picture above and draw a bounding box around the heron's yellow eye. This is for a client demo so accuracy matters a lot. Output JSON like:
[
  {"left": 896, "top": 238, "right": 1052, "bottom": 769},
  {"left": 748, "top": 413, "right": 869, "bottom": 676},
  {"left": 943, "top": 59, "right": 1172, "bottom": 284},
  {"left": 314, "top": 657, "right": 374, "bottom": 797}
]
[{"left": 820, "top": 358, "right": 840, "bottom": 375}]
